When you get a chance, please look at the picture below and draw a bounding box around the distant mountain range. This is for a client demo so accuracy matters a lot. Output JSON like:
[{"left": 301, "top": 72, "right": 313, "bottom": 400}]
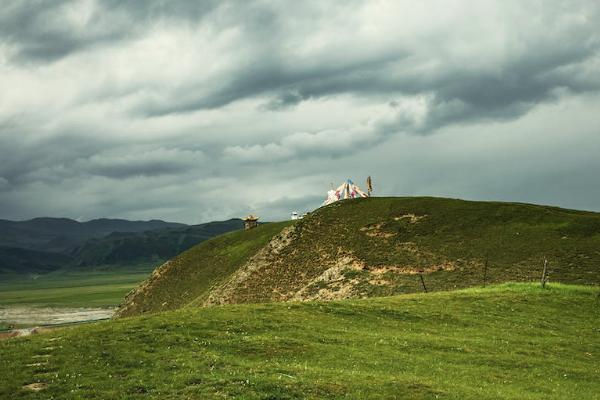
[
  {"left": 0, "top": 217, "right": 244, "bottom": 275},
  {"left": 0, "top": 217, "right": 185, "bottom": 253}
]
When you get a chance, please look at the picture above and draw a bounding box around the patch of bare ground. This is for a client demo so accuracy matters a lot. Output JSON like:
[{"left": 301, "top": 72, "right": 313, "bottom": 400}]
[
  {"left": 368, "top": 262, "right": 458, "bottom": 276},
  {"left": 26, "top": 362, "right": 47, "bottom": 367},
  {"left": 360, "top": 223, "right": 395, "bottom": 238},
  {"left": 360, "top": 214, "right": 427, "bottom": 238},
  {"left": 22, "top": 383, "right": 47, "bottom": 391},
  {"left": 368, "top": 278, "right": 391, "bottom": 286},
  {"left": 292, "top": 253, "right": 365, "bottom": 301},
  {"left": 394, "top": 213, "right": 427, "bottom": 223},
  {"left": 295, "top": 257, "right": 459, "bottom": 300},
  {"left": 0, "top": 327, "right": 40, "bottom": 341},
  {"left": 204, "top": 225, "right": 297, "bottom": 306}
]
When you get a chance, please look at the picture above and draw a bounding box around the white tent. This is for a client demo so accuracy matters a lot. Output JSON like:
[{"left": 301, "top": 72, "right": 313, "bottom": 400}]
[{"left": 324, "top": 179, "right": 370, "bottom": 205}]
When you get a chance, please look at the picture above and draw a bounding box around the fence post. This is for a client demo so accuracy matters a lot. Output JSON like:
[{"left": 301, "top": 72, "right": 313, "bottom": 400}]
[
  {"left": 541, "top": 258, "right": 548, "bottom": 288},
  {"left": 419, "top": 274, "right": 428, "bottom": 293},
  {"left": 483, "top": 256, "right": 488, "bottom": 288}
]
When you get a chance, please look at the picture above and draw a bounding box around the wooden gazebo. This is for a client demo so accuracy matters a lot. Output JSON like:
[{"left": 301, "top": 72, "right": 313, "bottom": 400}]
[{"left": 244, "top": 214, "right": 259, "bottom": 230}]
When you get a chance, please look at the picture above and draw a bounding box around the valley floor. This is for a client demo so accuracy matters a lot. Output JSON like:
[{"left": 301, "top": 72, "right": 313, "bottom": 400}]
[
  {"left": 0, "top": 283, "right": 598, "bottom": 399},
  {"left": 0, "top": 269, "right": 152, "bottom": 329}
]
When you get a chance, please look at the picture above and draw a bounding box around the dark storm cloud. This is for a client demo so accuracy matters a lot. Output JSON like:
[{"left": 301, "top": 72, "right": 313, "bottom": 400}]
[
  {"left": 6, "top": 0, "right": 595, "bottom": 132},
  {"left": 0, "top": 0, "right": 119, "bottom": 63},
  {"left": 1, "top": 0, "right": 600, "bottom": 222},
  {"left": 79, "top": 148, "right": 206, "bottom": 179},
  {"left": 118, "top": 1, "right": 600, "bottom": 144},
  {"left": 0, "top": 0, "right": 221, "bottom": 63},
  {"left": 0, "top": 128, "right": 108, "bottom": 185},
  {"left": 138, "top": 50, "right": 408, "bottom": 116},
  {"left": 0, "top": 122, "right": 203, "bottom": 186}
]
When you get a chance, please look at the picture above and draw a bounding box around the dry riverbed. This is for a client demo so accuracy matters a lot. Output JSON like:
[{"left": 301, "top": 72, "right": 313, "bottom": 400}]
[{"left": 0, "top": 306, "right": 114, "bottom": 327}]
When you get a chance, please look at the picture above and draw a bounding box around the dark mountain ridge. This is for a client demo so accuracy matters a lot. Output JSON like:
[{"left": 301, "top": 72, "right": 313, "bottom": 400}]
[
  {"left": 70, "top": 219, "right": 244, "bottom": 268},
  {"left": 0, "top": 217, "right": 244, "bottom": 275},
  {"left": 0, "top": 217, "right": 185, "bottom": 253}
]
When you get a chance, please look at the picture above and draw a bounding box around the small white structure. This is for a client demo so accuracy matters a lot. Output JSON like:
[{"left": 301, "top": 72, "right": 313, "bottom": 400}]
[
  {"left": 324, "top": 178, "right": 370, "bottom": 205},
  {"left": 291, "top": 211, "right": 306, "bottom": 220}
]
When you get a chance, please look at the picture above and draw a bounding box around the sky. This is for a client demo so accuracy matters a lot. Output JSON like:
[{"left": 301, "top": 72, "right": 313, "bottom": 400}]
[{"left": 0, "top": 0, "right": 599, "bottom": 224}]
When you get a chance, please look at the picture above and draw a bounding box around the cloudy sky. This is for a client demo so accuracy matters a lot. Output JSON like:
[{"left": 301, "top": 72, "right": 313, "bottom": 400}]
[{"left": 0, "top": 0, "right": 599, "bottom": 223}]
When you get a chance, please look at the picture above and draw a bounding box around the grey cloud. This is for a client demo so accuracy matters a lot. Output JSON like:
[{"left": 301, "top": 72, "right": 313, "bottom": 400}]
[
  {"left": 79, "top": 148, "right": 206, "bottom": 179},
  {"left": 261, "top": 91, "right": 304, "bottom": 111},
  {"left": 0, "top": 0, "right": 123, "bottom": 63},
  {"left": 0, "top": 128, "right": 205, "bottom": 186},
  {"left": 137, "top": 50, "right": 407, "bottom": 116},
  {"left": 0, "top": 0, "right": 221, "bottom": 63},
  {"left": 222, "top": 110, "right": 400, "bottom": 163},
  {"left": 1, "top": 1, "right": 600, "bottom": 223},
  {"left": 129, "top": 1, "right": 600, "bottom": 138},
  {"left": 0, "top": 128, "right": 111, "bottom": 185}
]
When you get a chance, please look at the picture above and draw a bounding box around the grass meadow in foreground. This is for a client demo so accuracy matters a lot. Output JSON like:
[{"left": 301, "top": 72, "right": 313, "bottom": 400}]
[{"left": 0, "top": 283, "right": 598, "bottom": 399}]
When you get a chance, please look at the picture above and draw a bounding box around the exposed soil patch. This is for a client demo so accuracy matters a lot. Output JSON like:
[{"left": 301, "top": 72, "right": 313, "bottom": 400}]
[
  {"left": 394, "top": 213, "right": 427, "bottom": 223},
  {"left": 1, "top": 327, "right": 37, "bottom": 338},
  {"left": 360, "top": 223, "right": 395, "bottom": 238},
  {"left": 360, "top": 214, "right": 426, "bottom": 238},
  {"left": 369, "top": 262, "right": 458, "bottom": 276},
  {"left": 26, "top": 362, "right": 47, "bottom": 367},
  {"left": 293, "top": 267, "right": 354, "bottom": 301},
  {"left": 368, "top": 278, "right": 391, "bottom": 286},
  {"left": 22, "top": 383, "right": 47, "bottom": 391},
  {"left": 31, "top": 354, "right": 51, "bottom": 359},
  {"left": 204, "top": 225, "right": 297, "bottom": 306},
  {"left": 292, "top": 252, "right": 365, "bottom": 301}
]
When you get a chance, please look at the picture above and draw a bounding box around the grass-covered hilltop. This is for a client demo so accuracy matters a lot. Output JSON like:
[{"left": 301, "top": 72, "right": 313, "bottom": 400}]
[{"left": 116, "top": 197, "right": 600, "bottom": 317}]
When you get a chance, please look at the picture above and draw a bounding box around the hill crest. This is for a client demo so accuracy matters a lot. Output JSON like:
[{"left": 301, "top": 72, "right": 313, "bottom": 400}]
[{"left": 116, "top": 197, "right": 600, "bottom": 317}]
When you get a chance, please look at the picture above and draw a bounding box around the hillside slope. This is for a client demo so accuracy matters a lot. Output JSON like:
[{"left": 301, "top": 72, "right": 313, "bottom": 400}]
[
  {"left": 117, "top": 197, "right": 600, "bottom": 317},
  {"left": 2, "top": 284, "right": 599, "bottom": 399}
]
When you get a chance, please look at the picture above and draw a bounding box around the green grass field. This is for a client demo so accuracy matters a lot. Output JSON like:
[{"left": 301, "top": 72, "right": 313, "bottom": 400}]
[
  {"left": 1, "top": 283, "right": 598, "bottom": 399},
  {"left": 0, "top": 268, "right": 153, "bottom": 308}
]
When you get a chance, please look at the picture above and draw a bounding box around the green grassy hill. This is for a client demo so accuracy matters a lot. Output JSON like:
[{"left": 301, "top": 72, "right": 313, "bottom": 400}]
[
  {"left": 1, "top": 284, "right": 598, "bottom": 399},
  {"left": 116, "top": 197, "right": 600, "bottom": 318}
]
